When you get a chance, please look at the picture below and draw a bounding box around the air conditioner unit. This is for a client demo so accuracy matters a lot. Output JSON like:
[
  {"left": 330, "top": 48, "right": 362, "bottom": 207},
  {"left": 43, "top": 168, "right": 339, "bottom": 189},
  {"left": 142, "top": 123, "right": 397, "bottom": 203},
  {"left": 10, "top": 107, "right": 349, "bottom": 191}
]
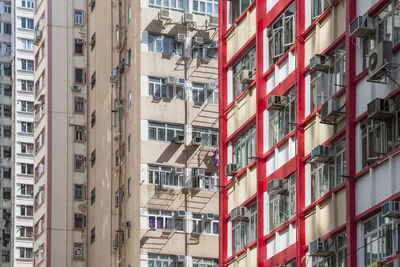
[
  {"left": 194, "top": 168, "right": 206, "bottom": 177},
  {"left": 225, "top": 163, "right": 239, "bottom": 176},
  {"left": 110, "top": 68, "right": 119, "bottom": 83},
  {"left": 208, "top": 15, "right": 218, "bottom": 28},
  {"left": 184, "top": 13, "right": 196, "bottom": 24},
  {"left": 192, "top": 136, "right": 203, "bottom": 146},
  {"left": 38, "top": 185, "right": 45, "bottom": 192},
  {"left": 89, "top": 0, "right": 95, "bottom": 7},
  {"left": 239, "top": 69, "right": 255, "bottom": 84},
  {"left": 309, "top": 238, "right": 334, "bottom": 257},
  {"left": 368, "top": 40, "right": 393, "bottom": 81},
  {"left": 267, "top": 179, "right": 288, "bottom": 196},
  {"left": 185, "top": 178, "right": 192, "bottom": 189},
  {"left": 176, "top": 78, "right": 185, "bottom": 86},
  {"left": 115, "top": 99, "right": 125, "bottom": 109},
  {"left": 71, "top": 85, "right": 81, "bottom": 92},
  {"left": 175, "top": 33, "right": 186, "bottom": 43},
  {"left": 208, "top": 81, "right": 217, "bottom": 90},
  {"left": 267, "top": 95, "right": 286, "bottom": 110},
  {"left": 309, "top": 54, "right": 329, "bottom": 72},
  {"left": 38, "top": 244, "right": 44, "bottom": 250},
  {"left": 206, "top": 213, "right": 214, "bottom": 220},
  {"left": 121, "top": 220, "right": 131, "bottom": 229},
  {"left": 177, "top": 255, "right": 186, "bottom": 262},
  {"left": 193, "top": 36, "right": 204, "bottom": 46},
  {"left": 367, "top": 98, "right": 393, "bottom": 120},
  {"left": 159, "top": 9, "right": 172, "bottom": 21},
  {"left": 75, "top": 39, "right": 85, "bottom": 45},
  {"left": 349, "top": 15, "right": 374, "bottom": 38},
  {"left": 311, "top": 145, "right": 332, "bottom": 163},
  {"left": 382, "top": 201, "right": 400, "bottom": 218},
  {"left": 90, "top": 153, "right": 95, "bottom": 162},
  {"left": 166, "top": 76, "right": 176, "bottom": 85},
  {"left": 177, "top": 210, "right": 186, "bottom": 217},
  {"left": 320, "top": 97, "right": 342, "bottom": 124},
  {"left": 174, "top": 134, "right": 185, "bottom": 144},
  {"left": 78, "top": 204, "right": 86, "bottom": 212},
  {"left": 175, "top": 167, "right": 184, "bottom": 175},
  {"left": 34, "top": 30, "right": 42, "bottom": 45},
  {"left": 231, "top": 206, "right": 248, "bottom": 222}
]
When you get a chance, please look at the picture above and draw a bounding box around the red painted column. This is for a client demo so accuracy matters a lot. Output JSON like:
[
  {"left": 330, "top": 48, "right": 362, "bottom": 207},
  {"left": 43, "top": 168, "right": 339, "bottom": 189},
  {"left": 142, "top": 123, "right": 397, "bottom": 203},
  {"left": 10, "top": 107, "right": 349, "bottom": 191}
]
[
  {"left": 256, "top": 0, "right": 266, "bottom": 265},
  {"left": 345, "top": 0, "right": 357, "bottom": 265},
  {"left": 295, "top": 0, "right": 306, "bottom": 265}
]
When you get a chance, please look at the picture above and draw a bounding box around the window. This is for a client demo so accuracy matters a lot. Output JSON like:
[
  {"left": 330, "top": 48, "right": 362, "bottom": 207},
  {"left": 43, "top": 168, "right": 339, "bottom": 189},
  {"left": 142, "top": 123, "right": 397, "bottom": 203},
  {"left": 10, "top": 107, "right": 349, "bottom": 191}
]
[
  {"left": 74, "top": 97, "right": 85, "bottom": 113},
  {"left": 20, "top": 205, "right": 33, "bottom": 216},
  {"left": 90, "top": 33, "right": 96, "bottom": 50},
  {"left": 18, "top": 247, "right": 32, "bottom": 259},
  {"left": 34, "top": 190, "right": 44, "bottom": 209},
  {"left": 3, "top": 2, "right": 11, "bottom": 12},
  {"left": 90, "top": 227, "right": 95, "bottom": 244},
  {"left": 20, "top": 80, "right": 34, "bottom": 92},
  {"left": 128, "top": 178, "right": 132, "bottom": 195},
  {"left": 128, "top": 135, "right": 131, "bottom": 152},
  {"left": 74, "top": 185, "right": 85, "bottom": 200},
  {"left": 75, "top": 68, "right": 85, "bottom": 84},
  {"left": 147, "top": 254, "right": 184, "bottom": 267},
  {"left": 128, "top": 92, "right": 132, "bottom": 109},
  {"left": 91, "top": 111, "right": 96, "bottom": 128},
  {"left": 192, "top": 42, "right": 218, "bottom": 60},
  {"left": 267, "top": 3, "right": 295, "bottom": 64},
  {"left": 192, "top": 214, "right": 219, "bottom": 234},
  {"left": 192, "top": 258, "right": 219, "bottom": 267},
  {"left": 20, "top": 17, "right": 34, "bottom": 29},
  {"left": 74, "top": 155, "right": 85, "bottom": 171},
  {"left": 3, "top": 85, "right": 11, "bottom": 97},
  {"left": 231, "top": 0, "right": 254, "bottom": 20},
  {"left": 148, "top": 0, "right": 183, "bottom": 10},
  {"left": 21, "top": 0, "right": 34, "bottom": 8},
  {"left": 20, "top": 142, "right": 34, "bottom": 155},
  {"left": 148, "top": 33, "right": 184, "bottom": 56},
  {"left": 74, "top": 213, "right": 86, "bottom": 229},
  {"left": 148, "top": 165, "right": 185, "bottom": 187},
  {"left": 3, "top": 126, "right": 11, "bottom": 138},
  {"left": 311, "top": 139, "right": 346, "bottom": 202},
  {"left": 1, "top": 251, "right": 9, "bottom": 263},
  {"left": 192, "top": 128, "right": 218, "bottom": 147},
  {"left": 3, "top": 167, "right": 10, "bottom": 179},
  {"left": 20, "top": 184, "right": 33, "bottom": 196},
  {"left": 75, "top": 39, "right": 84, "bottom": 55},
  {"left": 90, "top": 72, "right": 96, "bottom": 89},
  {"left": 148, "top": 122, "right": 184, "bottom": 142},
  {"left": 269, "top": 88, "right": 295, "bottom": 147},
  {"left": 3, "top": 146, "right": 10, "bottom": 158},
  {"left": 312, "top": 0, "right": 331, "bottom": 20},
  {"left": 192, "top": 82, "right": 218, "bottom": 104},
  {"left": 148, "top": 210, "right": 184, "bottom": 231},
  {"left": 21, "top": 59, "right": 34, "bottom": 71},
  {"left": 90, "top": 150, "right": 96, "bottom": 167},
  {"left": 3, "top": 23, "right": 11, "bottom": 34},
  {"left": 2, "top": 187, "right": 10, "bottom": 200},
  {"left": 35, "top": 158, "right": 45, "bottom": 180},
  {"left": 75, "top": 126, "right": 84, "bottom": 142},
  {"left": 3, "top": 105, "right": 11, "bottom": 116},
  {"left": 91, "top": 188, "right": 95, "bottom": 205},
  {"left": 363, "top": 214, "right": 400, "bottom": 265},
  {"left": 231, "top": 202, "right": 257, "bottom": 254},
  {"left": 35, "top": 130, "right": 45, "bottom": 153},
  {"left": 89, "top": 0, "right": 95, "bottom": 11},
  {"left": 73, "top": 243, "right": 84, "bottom": 259},
  {"left": 18, "top": 38, "right": 34, "bottom": 51},
  {"left": 20, "top": 121, "right": 34, "bottom": 133},
  {"left": 232, "top": 124, "right": 256, "bottom": 169},
  {"left": 269, "top": 174, "right": 296, "bottom": 230},
  {"left": 193, "top": 0, "right": 218, "bottom": 15},
  {"left": 191, "top": 170, "right": 218, "bottom": 190},
  {"left": 3, "top": 63, "right": 11, "bottom": 76},
  {"left": 149, "top": 77, "right": 185, "bottom": 100},
  {"left": 20, "top": 101, "right": 34, "bottom": 112},
  {"left": 233, "top": 46, "right": 256, "bottom": 99},
  {"left": 74, "top": 10, "right": 85, "bottom": 25},
  {"left": 20, "top": 163, "right": 34, "bottom": 175}
]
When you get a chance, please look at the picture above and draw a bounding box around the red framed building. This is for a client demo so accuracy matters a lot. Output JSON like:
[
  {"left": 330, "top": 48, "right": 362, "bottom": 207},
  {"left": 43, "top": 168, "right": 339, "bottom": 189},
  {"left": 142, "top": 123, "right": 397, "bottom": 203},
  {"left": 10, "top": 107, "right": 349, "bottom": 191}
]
[{"left": 218, "top": 0, "right": 400, "bottom": 266}]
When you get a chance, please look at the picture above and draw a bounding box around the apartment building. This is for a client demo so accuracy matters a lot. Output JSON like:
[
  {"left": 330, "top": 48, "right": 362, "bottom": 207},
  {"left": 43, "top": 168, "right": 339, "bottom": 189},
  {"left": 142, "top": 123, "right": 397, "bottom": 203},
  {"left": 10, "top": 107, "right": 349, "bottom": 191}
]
[
  {"left": 32, "top": 0, "right": 87, "bottom": 266},
  {"left": 0, "top": 0, "right": 12, "bottom": 266},
  {"left": 219, "top": 0, "right": 400, "bottom": 266},
  {"left": 86, "top": 0, "right": 219, "bottom": 266},
  {"left": 12, "top": 0, "right": 35, "bottom": 266}
]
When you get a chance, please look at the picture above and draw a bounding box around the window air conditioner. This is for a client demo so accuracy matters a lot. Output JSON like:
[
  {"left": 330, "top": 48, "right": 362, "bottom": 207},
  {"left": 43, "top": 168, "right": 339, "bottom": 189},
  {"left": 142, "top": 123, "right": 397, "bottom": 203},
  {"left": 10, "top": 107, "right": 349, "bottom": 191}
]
[
  {"left": 309, "top": 54, "right": 329, "bottom": 72},
  {"left": 206, "top": 213, "right": 214, "bottom": 220},
  {"left": 159, "top": 9, "right": 172, "bottom": 21},
  {"left": 267, "top": 179, "right": 288, "bottom": 196},
  {"left": 349, "top": 15, "right": 374, "bottom": 38},
  {"left": 184, "top": 13, "right": 196, "bottom": 24},
  {"left": 382, "top": 201, "right": 400, "bottom": 218},
  {"left": 38, "top": 185, "right": 45, "bottom": 192},
  {"left": 208, "top": 14, "right": 218, "bottom": 28},
  {"left": 192, "top": 36, "right": 204, "bottom": 46},
  {"left": 177, "top": 210, "right": 186, "bottom": 217},
  {"left": 267, "top": 95, "right": 286, "bottom": 110},
  {"left": 191, "top": 136, "right": 203, "bottom": 146},
  {"left": 311, "top": 145, "right": 332, "bottom": 163},
  {"left": 175, "top": 33, "right": 186, "bottom": 43},
  {"left": 176, "top": 78, "right": 185, "bottom": 86},
  {"left": 115, "top": 99, "right": 125, "bottom": 109},
  {"left": 75, "top": 39, "right": 85, "bottom": 46},
  {"left": 194, "top": 168, "right": 206, "bottom": 177},
  {"left": 177, "top": 255, "right": 186, "bottom": 262},
  {"left": 121, "top": 220, "right": 131, "bottom": 229},
  {"left": 225, "top": 163, "right": 239, "bottom": 176},
  {"left": 368, "top": 40, "right": 393, "bottom": 81},
  {"left": 320, "top": 97, "right": 342, "bottom": 124},
  {"left": 175, "top": 167, "right": 184, "bottom": 175},
  {"left": 34, "top": 30, "right": 42, "bottom": 45},
  {"left": 309, "top": 238, "right": 334, "bottom": 257},
  {"left": 231, "top": 206, "right": 248, "bottom": 222},
  {"left": 89, "top": 0, "right": 96, "bottom": 8},
  {"left": 166, "top": 76, "right": 176, "bottom": 85},
  {"left": 173, "top": 134, "right": 185, "bottom": 144},
  {"left": 239, "top": 69, "right": 255, "bottom": 84},
  {"left": 78, "top": 204, "right": 86, "bottom": 212},
  {"left": 110, "top": 68, "right": 119, "bottom": 84},
  {"left": 208, "top": 81, "right": 217, "bottom": 90},
  {"left": 367, "top": 98, "right": 393, "bottom": 120},
  {"left": 71, "top": 85, "right": 81, "bottom": 92}
]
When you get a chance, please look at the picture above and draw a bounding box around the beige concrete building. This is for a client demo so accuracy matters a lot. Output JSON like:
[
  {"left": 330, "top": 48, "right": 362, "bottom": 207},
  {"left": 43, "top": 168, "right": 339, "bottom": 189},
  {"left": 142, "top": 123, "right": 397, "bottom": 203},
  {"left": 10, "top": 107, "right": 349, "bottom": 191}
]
[
  {"left": 86, "top": 0, "right": 219, "bottom": 266},
  {"left": 32, "top": 0, "right": 87, "bottom": 266}
]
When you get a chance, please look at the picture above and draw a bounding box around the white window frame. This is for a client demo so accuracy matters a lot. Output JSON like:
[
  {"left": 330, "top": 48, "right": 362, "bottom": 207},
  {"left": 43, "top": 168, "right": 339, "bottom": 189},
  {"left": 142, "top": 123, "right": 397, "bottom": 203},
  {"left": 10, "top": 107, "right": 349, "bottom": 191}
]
[
  {"left": 148, "top": 33, "right": 184, "bottom": 56},
  {"left": 191, "top": 170, "right": 219, "bottom": 191},
  {"left": 149, "top": 77, "right": 185, "bottom": 99},
  {"left": 147, "top": 254, "right": 184, "bottom": 267},
  {"left": 192, "top": 127, "right": 218, "bottom": 147},
  {"left": 233, "top": 124, "right": 256, "bottom": 169},
  {"left": 192, "top": 213, "right": 219, "bottom": 234},
  {"left": 148, "top": 165, "right": 185, "bottom": 187},
  {"left": 148, "top": 122, "right": 184, "bottom": 142},
  {"left": 270, "top": 3, "right": 295, "bottom": 60},
  {"left": 192, "top": 257, "right": 219, "bottom": 267},
  {"left": 148, "top": 210, "right": 184, "bottom": 232},
  {"left": 193, "top": 0, "right": 218, "bottom": 15}
]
